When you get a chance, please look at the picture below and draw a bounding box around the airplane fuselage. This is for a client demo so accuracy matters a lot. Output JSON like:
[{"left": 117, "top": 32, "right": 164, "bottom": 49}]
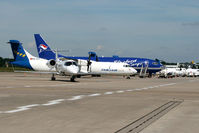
[
  {"left": 78, "top": 60, "right": 137, "bottom": 75},
  {"left": 61, "top": 56, "right": 163, "bottom": 74},
  {"left": 35, "top": 34, "right": 163, "bottom": 74}
]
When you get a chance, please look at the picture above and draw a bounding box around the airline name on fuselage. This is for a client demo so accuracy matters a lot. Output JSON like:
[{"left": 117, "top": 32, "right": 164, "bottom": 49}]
[
  {"left": 101, "top": 69, "right": 118, "bottom": 72},
  {"left": 114, "top": 59, "right": 143, "bottom": 67},
  {"left": 29, "top": 57, "right": 41, "bottom": 60}
]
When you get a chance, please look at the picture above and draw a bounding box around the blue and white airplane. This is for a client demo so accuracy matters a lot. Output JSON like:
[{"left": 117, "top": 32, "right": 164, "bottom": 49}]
[
  {"left": 8, "top": 40, "right": 52, "bottom": 71},
  {"left": 34, "top": 34, "right": 163, "bottom": 76},
  {"left": 8, "top": 40, "right": 137, "bottom": 81}
]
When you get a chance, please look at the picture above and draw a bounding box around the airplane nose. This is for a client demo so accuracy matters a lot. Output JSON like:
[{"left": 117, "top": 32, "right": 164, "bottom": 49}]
[
  {"left": 68, "top": 66, "right": 79, "bottom": 74},
  {"left": 133, "top": 69, "right": 137, "bottom": 74},
  {"left": 72, "top": 67, "right": 79, "bottom": 74},
  {"left": 130, "top": 68, "right": 137, "bottom": 74}
]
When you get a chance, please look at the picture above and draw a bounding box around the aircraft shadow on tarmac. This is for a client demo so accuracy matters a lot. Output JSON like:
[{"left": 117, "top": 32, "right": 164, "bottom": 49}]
[{"left": 51, "top": 79, "right": 80, "bottom": 83}]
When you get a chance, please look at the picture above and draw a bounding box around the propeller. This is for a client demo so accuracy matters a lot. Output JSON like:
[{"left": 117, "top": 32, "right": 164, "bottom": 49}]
[
  {"left": 87, "top": 54, "right": 92, "bottom": 71},
  {"left": 96, "top": 55, "right": 99, "bottom": 61},
  {"left": 87, "top": 51, "right": 99, "bottom": 71},
  {"left": 155, "top": 58, "right": 167, "bottom": 65},
  {"left": 155, "top": 58, "right": 160, "bottom": 62}
]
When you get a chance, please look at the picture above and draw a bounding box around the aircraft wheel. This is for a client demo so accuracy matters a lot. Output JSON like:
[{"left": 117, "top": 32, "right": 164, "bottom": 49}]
[
  {"left": 126, "top": 76, "right": 131, "bottom": 79},
  {"left": 51, "top": 77, "right": 56, "bottom": 81},
  {"left": 70, "top": 76, "right": 76, "bottom": 82}
]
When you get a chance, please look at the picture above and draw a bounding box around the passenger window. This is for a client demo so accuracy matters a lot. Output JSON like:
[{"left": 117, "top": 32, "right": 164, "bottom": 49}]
[
  {"left": 123, "top": 65, "right": 130, "bottom": 67},
  {"left": 152, "top": 62, "right": 158, "bottom": 65}
]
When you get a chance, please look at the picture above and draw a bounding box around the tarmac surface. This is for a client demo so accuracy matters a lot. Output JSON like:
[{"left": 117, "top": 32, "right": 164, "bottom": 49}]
[{"left": 0, "top": 72, "right": 199, "bottom": 133}]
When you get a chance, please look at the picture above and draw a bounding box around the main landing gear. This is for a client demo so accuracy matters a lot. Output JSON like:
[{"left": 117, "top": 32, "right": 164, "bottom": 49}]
[
  {"left": 126, "top": 76, "right": 131, "bottom": 79},
  {"left": 51, "top": 74, "right": 76, "bottom": 82},
  {"left": 123, "top": 75, "right": 131, "bottom": 79},
  {"left": 70, "top": 75, "right": 76, "bottom": 82},
  {"left": 51, "top": 73, "right": 56, "bottom": 81}
]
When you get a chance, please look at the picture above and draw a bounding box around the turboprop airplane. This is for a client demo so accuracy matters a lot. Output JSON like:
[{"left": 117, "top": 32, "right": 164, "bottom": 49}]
[
  {"left": 159, "top": 67, "right": 186, "bottom": 78},
  {"left": 34, "top": 34, "right": 163, "bottom": 76},
  {"left": 8, "top": 40, "right": 137, "bottom": 82},
  {"left": 186, "top": 67, "right": 199, "bottom": 77}
]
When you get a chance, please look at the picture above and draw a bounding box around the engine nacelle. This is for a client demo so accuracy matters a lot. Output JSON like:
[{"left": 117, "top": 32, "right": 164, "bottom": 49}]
[{"left": 47, "top": 59, "right": 56, "bottom": 68}]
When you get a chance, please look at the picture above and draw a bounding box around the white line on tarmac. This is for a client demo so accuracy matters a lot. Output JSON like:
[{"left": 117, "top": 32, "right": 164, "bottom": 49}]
[
  {"left": 42, "top": 99, "right": 65, "bottom": 106},
  {"left": 24, "top": 86, "right": 31, "bottom": 88},
  {"left": 104, "top": 92, "right": 114, "bottom": 95},
  {"left": 141, "top": 88, "right": 148, "bottom": 90},
  {"left": 152, "top": 86, "right": 159, "bottom": 88},
  {"left": 135, "top": 88, "right": 142, "bottom": 91},
  {"left": 88, "top": 93, "right": 101, "bottom": 97},
  {"left": 0, "top": 82, "right": 178, "bottom": 114},
  {"left": 116, "top": 90, "right": 125, "bottom": 93},
  {"left": 67, "top": 95, "right": 85, "bottom": 101},
  {"left": 126, "top": 89, "right": 134, "bottom": 92},
  {"left": 3, "top": 104, "right": 40, "bottom": 113}
]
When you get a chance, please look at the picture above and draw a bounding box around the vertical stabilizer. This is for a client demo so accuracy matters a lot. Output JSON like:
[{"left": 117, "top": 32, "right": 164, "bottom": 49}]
[
  {"left": 8, "top": 40, "right": 32, "bottom": 69},
  {"left": 34, "top": 34, "right": 55, "bottom": 60}
]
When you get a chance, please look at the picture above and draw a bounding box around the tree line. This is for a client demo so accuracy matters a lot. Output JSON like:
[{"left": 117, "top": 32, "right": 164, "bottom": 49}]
[
  {"left": 0, "top": 57, "right": 14, "bottom": 67},
  {"left": 0, "top": 56, "right": 198, "bottom": 69}
]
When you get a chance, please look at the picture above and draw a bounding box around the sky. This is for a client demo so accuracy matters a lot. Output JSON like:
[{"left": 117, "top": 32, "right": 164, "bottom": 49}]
[{"left": 0, "top": 0, "right": 199, "bottom": 62}]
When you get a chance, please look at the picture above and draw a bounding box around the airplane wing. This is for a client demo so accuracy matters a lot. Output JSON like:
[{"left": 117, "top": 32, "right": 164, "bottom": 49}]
[{"left": 59, "top": 57, "right": 78, "bottom": 62}]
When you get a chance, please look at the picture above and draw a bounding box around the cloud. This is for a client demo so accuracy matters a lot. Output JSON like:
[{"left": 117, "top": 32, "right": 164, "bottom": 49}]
[{"left": 0, "top": 0, "right": 199, "bottom": 62}]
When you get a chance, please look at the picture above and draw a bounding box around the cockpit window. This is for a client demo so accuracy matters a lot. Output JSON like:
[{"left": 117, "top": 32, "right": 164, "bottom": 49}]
[
  {"left": 152, "top": 62, "right": 158, "bottom": 65},
  {"left": 64, "top": 61, "right": 77, "bottom": 66},
  {"left": 123, "top": 65, "right": 130, "bottom": 67},
  {"left": 72, "top": 62, "right": 77, "bottom": 66},
  {"left": 65, "top": 62, "right": 72, "bottom": 66}
]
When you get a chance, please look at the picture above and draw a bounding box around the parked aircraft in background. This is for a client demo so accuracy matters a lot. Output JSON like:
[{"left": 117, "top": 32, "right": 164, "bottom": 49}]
[
  {"left": 186, "top": 67, "right": 199, "bottom": 77},
  {"left": 158, "top": 64, "right": 199, "bottom": 78},
  {"left": 159, "top": 67, "right": 186, "bottom": 78},
  {"left": 8, "top": 40, "right": 56, "bottom": 72},
  {"left": 185, "top": 61, "right": 199, "bottom": 77},
  {"left": 34, "top": 34, "right": 163, "bottom": 76},
  {"left": 8, "top": 40, "right": 137, "bottom": 81}
]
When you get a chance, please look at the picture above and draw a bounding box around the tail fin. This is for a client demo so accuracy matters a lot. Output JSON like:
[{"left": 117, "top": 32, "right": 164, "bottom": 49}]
[
  {"left": 8, "top": 40, "right": 32, "bottom": 69},
  {"left": 34, "top": 34, "right": 55, "bottom": 60}
]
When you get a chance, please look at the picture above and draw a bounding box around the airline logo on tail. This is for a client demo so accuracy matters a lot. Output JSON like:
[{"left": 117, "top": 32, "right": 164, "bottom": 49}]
[
  {"left": 39, "top": 44, "right": 48, "bottom": 53},
  {"left": 14, "top": 50, "right": 26, "bottom": 57}
]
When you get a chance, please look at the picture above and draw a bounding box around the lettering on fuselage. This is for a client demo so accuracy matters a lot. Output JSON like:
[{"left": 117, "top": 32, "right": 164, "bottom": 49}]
[
  {"left": 30, "top": 57, "right": 40, "bottom": 60},
  {"left": 101, "top": 69, "right": 118, "bottom": 72},
  {"left": 114, "top": 59, "right": 143, "bottom": 67}
]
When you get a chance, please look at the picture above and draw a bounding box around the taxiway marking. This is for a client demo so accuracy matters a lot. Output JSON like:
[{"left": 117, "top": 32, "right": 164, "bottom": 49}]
[
  {"left": 3, "top": 104, "right": 40, "bottom": 113},
  {"left": 116, "top": 90, "right": 125, "bottom": 93},
  {"left": 42, "top": 99, "right": 65, "bottom": 106},
  {"left": 88, "top": 93, "right": 101, "bottom": 97},
  {"left": 0, "top": 83, "right": 178, "bottom": 114},
  {"left": 67, "top": 95, "right": 85, "bottom": 101},
  {"left": 104, "top": 92, "right": 114, "bottom": 95}
]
